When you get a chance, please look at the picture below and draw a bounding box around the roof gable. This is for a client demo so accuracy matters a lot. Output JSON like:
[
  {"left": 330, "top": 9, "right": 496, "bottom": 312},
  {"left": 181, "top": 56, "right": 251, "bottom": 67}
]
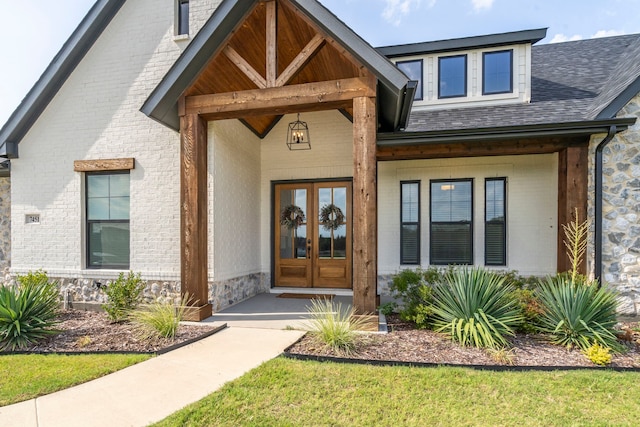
[
  {"left": 0, "top": 0, "right": 126, "bottom": 158},
  {"left": 141, "top": 0, "right": 413, "bottom": 134}
]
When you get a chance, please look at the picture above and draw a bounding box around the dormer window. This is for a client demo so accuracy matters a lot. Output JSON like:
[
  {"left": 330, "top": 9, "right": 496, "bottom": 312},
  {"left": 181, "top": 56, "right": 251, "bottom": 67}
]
[
  {"left": 439, "top": 55, "right": 467, "bottom": 98},
  {"left": 483, "top": 50, "right": 513, "bottom": 95},
  {"left": 177, "top": 0, "right": 189, "bottom": 35},
  {"left": 397, "top": 59, "right": 423, "bottom": 100}
]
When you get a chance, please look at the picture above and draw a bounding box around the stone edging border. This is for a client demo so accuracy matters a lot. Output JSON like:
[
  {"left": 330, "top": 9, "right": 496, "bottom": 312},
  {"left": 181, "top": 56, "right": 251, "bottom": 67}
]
[{"left": 0, "top": 323, "right": 228, "bottom": 356}]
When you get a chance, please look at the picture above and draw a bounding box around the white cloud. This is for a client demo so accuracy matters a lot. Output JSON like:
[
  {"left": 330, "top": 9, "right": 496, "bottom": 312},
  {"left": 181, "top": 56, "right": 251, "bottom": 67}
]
[
  {"left": 550, "top": 33, "right": 583, "bottom": 44},
  {"left": 381, "top": 0, "right": 432, "bottom": 26},
  {"left": 591, "top": 29, "right": 626, "bottom": 39},
  {"left": 471, "top": 0, "right": 494, "bottom": 12}
]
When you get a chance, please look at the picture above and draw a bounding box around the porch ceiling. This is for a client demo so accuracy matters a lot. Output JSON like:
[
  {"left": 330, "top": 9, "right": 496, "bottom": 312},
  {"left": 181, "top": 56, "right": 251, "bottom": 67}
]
[{"left": 183, "top": 0, "right": 364, "bottom": 137}]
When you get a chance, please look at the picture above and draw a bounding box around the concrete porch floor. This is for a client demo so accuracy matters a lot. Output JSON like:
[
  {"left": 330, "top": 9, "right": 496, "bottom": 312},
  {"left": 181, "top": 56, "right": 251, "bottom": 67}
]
[{"left": 191, "top": 293, "right": 355, "bottom": 330}]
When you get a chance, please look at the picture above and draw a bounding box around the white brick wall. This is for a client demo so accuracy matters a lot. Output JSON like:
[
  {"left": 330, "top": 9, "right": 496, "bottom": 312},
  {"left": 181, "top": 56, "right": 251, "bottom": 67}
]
[
  {"left": 209, "top": 120, "right": 261, "bottom": 281},
  {"left": 378, "top": 154, "right": 558, "bottom": 276},
  {"left": 10, "top": 1, "right": 219, "bottom": 281}
]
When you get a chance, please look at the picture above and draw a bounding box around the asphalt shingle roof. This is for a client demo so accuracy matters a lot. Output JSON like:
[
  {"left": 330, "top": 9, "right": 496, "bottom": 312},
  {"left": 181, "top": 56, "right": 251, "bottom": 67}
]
[{"left": 404, "top": 34, "right": 640, "bottom": 133}]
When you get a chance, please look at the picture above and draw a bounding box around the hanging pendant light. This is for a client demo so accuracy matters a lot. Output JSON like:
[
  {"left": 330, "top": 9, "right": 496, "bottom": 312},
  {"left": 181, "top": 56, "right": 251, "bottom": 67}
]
[{"left": 286, "top": 113, "right": 311, "bottom": 151}]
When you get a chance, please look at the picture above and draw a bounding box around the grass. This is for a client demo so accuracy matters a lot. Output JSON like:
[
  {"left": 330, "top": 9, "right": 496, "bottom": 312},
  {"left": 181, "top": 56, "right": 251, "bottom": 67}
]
[
  {"left": 154, "top": 358, "right": 640, "bottom": 427},
  {"left": 0, "top": 353, "right": 150, "bottom": 406}
]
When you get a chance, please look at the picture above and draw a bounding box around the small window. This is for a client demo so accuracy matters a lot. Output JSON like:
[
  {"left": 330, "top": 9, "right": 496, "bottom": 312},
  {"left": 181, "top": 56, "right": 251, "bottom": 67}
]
[
  {"left": 86, "top": 172, "right": 130, "bottom": 269},
  {"left": 438, "top": 55, "right": 467, "bottom": 98},
  {"left": 397, "top": 60, "right": 423, "bottom": 100},
  {"left": 483, "top": 50, "right": 512, "bottom": 95},
  {"left": 485, "top": 178, "right": 506, "bottom": 266},
  {"left": 177, "top": 0, "right": 189, "bottom": 35},
  {"left": 401, "top": 181, "right": 420, "bottom": 264},
  {"left": 430, "top": 179, "right": 473, "bottom": 265}
]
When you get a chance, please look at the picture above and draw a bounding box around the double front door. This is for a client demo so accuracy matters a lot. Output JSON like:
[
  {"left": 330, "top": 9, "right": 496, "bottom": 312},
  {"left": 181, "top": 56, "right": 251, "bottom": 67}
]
[{"left": 275, "top": 181, "right": 352, "bottom": 289}]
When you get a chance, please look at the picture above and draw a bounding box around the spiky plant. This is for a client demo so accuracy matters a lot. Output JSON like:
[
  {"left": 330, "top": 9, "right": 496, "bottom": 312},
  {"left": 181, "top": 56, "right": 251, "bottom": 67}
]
[
  {"left": 130, "top": 294, "right": 191, "bottom": 339},
  {"left": 537, "top": 276, "right": 621, "bottom": 352},
  {"left": 305, "top": 299, "right": 369, "bottom": 355},
  {"left": 431, "top": 267, "right": 523, "bottom": 349}
]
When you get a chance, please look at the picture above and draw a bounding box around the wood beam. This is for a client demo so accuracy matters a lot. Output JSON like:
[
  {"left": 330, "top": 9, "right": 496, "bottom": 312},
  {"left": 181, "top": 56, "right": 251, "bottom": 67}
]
[
  {"left": 276, "top": 34, "right": 325, "bottom": 87},
  {"left": 266, "top": 0, "right": 277, "bottom": 87},
  {"left": 224, "top": 45, "right": 267, "bottom": 89},
  {"left": 352, "top": 96, "right": 378, "bottom": 315},
  {"left": 74, "top": 158, "right": 134, "bottom": 172},
  {"left": 185, "top": 77, "right": 376, "bottom": 119},
  {"left": 376, "top": 137, "right": 588, "bottom": 161},
  {"left": 180, "top": 113, "right": 212, "bottom": 321},
  {"left": 557, "top": 146, "right": 588, "bottom": 274}
]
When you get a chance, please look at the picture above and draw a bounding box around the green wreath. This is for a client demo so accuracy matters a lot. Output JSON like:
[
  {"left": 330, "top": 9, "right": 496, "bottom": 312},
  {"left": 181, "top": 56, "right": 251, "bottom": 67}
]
[
  {"left": 320, "top": 204, "right": 345, "bottom": 231},
  {"left": 280, "top": 204, "right": 305, "bottom": 230}
]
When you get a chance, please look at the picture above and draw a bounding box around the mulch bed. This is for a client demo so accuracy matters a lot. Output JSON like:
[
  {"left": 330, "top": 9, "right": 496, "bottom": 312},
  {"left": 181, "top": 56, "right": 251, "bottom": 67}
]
[
  {"left": 3, "top": 310, "right": 220, "bottom": 354},
  {"left": 286, "top": 314, "right": 640, "bottom": 368}
]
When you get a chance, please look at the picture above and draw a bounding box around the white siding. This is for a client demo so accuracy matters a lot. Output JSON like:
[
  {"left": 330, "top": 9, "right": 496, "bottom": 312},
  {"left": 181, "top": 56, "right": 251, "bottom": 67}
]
[
  {"left": 10, "top": 0, "right": 219, "bottom": 280},
  {"left": 378, "top": 154, "right": 558, "bottom": 276},
  {"left": 259, "top": 111, "right": 354, "bottom": 272}
]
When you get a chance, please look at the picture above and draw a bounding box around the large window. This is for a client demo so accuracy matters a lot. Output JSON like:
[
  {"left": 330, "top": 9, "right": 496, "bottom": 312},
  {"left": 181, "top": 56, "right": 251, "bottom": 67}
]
[
  {"left": 177, "top": 0, "right": 189, "bottom": 35},
  {"left": 397, "top": 60, "right": 423, "bottom": 100},
  {"left": 430, "top": 179, "right": 473, "bottom": 265},
  {"left": 86, "top": 172, "right": 130, "bottom": 269},
  {"left": 483, "top": 50, "right": 512, "bottom": 95},
  {"left": 438, "top": 55, "right": 467, "bottom": 98},
  {"left": 485, "top": 178, "right": 506, "bottom": 266},
  {"left": 401, "top": 181, "right": 420, "bottom": 264}
]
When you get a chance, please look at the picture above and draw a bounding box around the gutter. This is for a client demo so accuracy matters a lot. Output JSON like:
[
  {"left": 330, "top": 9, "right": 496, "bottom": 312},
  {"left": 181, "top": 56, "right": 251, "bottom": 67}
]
[
  {"left": 377, "top": 118, "right": 636, "bottom": 145},
  {"left": 594, "top": 125, "right": 617, "bottom": 284}
]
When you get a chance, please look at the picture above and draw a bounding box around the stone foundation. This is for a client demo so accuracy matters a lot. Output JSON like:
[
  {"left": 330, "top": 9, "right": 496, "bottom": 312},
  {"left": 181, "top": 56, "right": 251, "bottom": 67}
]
[
  {"left": 588, "top": 93, "right": 640, "bottom": 316},
  {"left": 209, "top": 273, "right": 270, "bottom": 312}
]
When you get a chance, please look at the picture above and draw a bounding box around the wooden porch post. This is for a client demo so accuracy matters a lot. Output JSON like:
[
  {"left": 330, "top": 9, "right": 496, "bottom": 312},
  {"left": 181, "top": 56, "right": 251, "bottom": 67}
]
[
  {"left": 557, "top": 145, "right": 589, "bottom": 274},
  {"left": 180, "top": 112, "right": 212, "bottom": 321},
  {"left": 352, "top": 96, "right": 378, "bottom": 314}
]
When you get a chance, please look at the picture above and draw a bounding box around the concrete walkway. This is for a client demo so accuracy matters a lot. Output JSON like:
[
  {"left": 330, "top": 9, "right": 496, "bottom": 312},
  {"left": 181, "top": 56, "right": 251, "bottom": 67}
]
[{"left": 0, "top": 326, "right": 305, "bottom": 427}]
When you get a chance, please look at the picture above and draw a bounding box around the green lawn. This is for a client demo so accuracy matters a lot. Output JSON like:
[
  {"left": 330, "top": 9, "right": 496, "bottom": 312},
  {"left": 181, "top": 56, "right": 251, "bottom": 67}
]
[
  {"left": 155, "top": 357, "right": 640, "bottom": 427},
  {"left": 0, "top": 353, "right": 151, "bottom": 406}
]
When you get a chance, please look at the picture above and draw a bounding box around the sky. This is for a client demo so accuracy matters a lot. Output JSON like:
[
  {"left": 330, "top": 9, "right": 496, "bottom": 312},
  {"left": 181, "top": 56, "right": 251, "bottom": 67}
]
[{"left": 1, "top": 0, "right": 640, "bottom": 126}]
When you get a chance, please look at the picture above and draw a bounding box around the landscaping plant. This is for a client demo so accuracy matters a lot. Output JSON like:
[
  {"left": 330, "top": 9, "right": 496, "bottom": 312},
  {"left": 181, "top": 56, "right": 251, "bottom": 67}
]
[
  {"left": 583, "top": 342, "right": 612, "bottom": 366},
  {"left": 511, "top": 288, "right": 544, "bottom": 334},
  {"left": 0, "top": 271, "right": 60, "bottom": 351},
  {"left": 389, "top": 267, "right": 444, "bottom": 328},
  {"left": 536, "top": 276, "right": 621, "bottom": 351},
  {"left": 102, "top": 271, "right": 145, "bottom": 323},
  {"left": 305, "top": 298, "right": 369, "bottom": 355},
  {"left": 130, "top": 295, "right": 190, "bottom": 339},
  {"left": 431, "top": 267, "right": 523, "bottom": 349}
]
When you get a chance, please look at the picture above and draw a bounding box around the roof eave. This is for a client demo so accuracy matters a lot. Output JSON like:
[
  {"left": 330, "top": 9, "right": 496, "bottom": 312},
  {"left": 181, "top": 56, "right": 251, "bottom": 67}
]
[
  {"left": 377, "top": 118, "right": 637, "bottom": 146},
  {"left": 0, "top": 0, "right": 126, "bottom": 158}
]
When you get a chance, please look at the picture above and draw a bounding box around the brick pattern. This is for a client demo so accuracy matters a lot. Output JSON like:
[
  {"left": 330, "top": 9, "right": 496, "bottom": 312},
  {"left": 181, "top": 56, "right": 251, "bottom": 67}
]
[{"left": 0, "top": 178, "right": 9, "bottom": 270}]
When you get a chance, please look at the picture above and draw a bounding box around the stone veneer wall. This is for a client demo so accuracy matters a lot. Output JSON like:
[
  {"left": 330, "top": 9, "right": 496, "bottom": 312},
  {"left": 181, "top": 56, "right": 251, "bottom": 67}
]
[
  {"left": 0, "top": 177, "right": 9, "bottom": 270},
  {"left": 588, "top": 93, "right": 640, "bottom": 315},
  {"left": 3, "top": 272, "right": 269, "bottom": 314}
]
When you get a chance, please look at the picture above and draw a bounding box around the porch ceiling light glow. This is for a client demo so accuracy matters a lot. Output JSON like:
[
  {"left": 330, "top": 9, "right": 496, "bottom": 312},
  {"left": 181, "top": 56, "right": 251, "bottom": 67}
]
[{"left": 287, "top": 113, "right": 311, "bottom": 151}]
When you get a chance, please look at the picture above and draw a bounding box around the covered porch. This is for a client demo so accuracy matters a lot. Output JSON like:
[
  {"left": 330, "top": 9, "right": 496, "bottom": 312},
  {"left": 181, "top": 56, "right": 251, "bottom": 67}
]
[{"left": 142, "top": 0, "right": 414, "bottom": 320}]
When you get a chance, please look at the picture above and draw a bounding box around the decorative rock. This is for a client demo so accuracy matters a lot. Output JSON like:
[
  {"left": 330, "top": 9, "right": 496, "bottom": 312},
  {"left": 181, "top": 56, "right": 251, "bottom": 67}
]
[{"left": 617, "top": 296, "right": 637, "bottom": 316}]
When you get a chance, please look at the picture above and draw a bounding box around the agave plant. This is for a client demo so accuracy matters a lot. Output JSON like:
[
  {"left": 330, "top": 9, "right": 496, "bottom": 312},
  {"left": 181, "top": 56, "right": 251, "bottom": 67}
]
[
  {"left": 431, "top": 267, "right": 522, "bottom": 349},
  {"left": 0, "top": 275, "right": 61, "bottom": 351},
  {"left": 537, "top": 276, "right": 620, "bottom": 351}
]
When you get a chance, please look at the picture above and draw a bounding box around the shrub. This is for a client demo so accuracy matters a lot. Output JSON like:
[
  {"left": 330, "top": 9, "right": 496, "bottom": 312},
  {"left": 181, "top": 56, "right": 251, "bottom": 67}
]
[
  {"left": 130, "top": 296, "right": 189, "bottom": 339},
  {"left": 431, "top": 267, "right": 522, "bottom": 349},
  {"left": 102, "top": 272, "right": 145, "bottom": 323},
  {"left": 512, "top": 289, "right": 544, "bottom": 334},
  {"left": 0, "top": 271, "right": 60, "bottom": 351},
  {"left": 537, "top": 276, "right": 621, "bottom": 352},
  {"left": 305, "top": 299, "right": 369, "bottom": 355},
  {"left": 583, "top": 342, "right": 612, "bottom": 366},
  {"left": 389, "top": 267, "right": 443, "bottom": 328},
  {"left": 378, "top": 302, "right": 396, "bottom": 317}
]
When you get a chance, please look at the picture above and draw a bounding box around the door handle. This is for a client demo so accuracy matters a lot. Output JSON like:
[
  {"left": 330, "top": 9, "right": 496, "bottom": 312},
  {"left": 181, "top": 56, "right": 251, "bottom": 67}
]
[{"left": 307, "top": 244, "right": 312, "bottom": 259}]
